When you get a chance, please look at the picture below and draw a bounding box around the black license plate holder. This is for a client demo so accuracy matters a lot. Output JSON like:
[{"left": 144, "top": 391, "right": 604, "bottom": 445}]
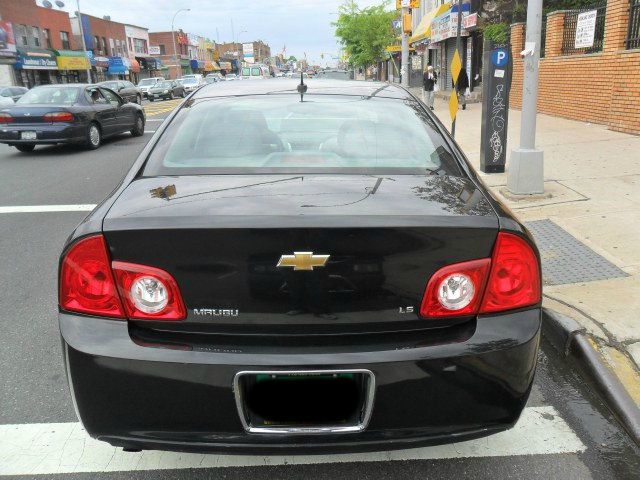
[{"left": 234, "top": 369, "right": 375, "bottom": 434}]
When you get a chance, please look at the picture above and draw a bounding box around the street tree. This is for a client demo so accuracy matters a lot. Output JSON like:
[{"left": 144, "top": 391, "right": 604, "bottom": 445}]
[{"left": 333, "top": 0, "right": 397, "bottom": 69}]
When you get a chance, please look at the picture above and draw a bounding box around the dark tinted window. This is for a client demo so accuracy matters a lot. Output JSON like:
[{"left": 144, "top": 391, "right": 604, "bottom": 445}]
[{"left": 143, "top": 94, "right": 461, "bottom": 177}]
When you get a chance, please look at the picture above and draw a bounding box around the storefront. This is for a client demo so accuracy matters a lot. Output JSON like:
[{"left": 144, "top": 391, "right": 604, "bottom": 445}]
[
  {"left": 137, "top": 57, "right": 163, "bottom": 80},
  {"left": 91, "top": 55, "right": 110, "bottom": 83},
  {"left": 180, "top": 59, "right": 192, "bottom": 75},
  {"left": 55, "top": 50, "right": 90, "bottom": 84},
  {"left": 190, "top": 59, "right": 204, "bottom": 74},
  {"left": 14, "top": 48, "right": 58, "bottom": 88}
]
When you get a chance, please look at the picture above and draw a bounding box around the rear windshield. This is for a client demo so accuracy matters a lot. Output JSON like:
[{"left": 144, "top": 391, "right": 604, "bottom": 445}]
[
  {"left": 138, "top": 79, "right": 156, "bottom": 86},
  {"left": 143, "top": 94, "right": 461, "bottom": 176},
  {"left": 17, "top": 87, "right": 78, "bottom": 105}
]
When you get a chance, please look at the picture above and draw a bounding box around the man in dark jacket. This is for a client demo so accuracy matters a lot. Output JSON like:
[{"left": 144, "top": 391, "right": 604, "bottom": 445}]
[
  {"left": 422, "top": 65, "right": 437, "bottom": 110},
  {"left": 453, "top": 68, "right": 469, "bottom": 110}
]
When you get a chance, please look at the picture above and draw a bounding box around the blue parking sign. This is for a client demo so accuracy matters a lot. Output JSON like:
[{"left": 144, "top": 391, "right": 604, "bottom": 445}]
[{"left": 491, "top": 48, "right": 509, "bottom": 67}]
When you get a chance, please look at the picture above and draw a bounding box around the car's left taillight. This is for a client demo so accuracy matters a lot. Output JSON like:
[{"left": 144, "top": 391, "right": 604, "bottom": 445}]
[
  {"left": 59, "top": 235, "right": 186, "bottom": 320},
  {"left": 0, "top": 113, "right": 13, "bottom": 124},
  {"left": 59, "top": 235, "right": 125, "bottom": 318}
]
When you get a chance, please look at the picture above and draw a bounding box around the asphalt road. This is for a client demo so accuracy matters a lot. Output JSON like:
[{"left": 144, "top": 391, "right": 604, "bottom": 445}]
[{"left": 0, "top": 99, "right": 638, "bottom": 479}]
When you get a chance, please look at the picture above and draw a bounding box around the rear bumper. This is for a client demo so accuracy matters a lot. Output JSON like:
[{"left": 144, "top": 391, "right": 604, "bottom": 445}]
[
  {"left": 60, "top": 309, "right": 541, "bottom": 454},
  {"left": 0, "top": 124, "right": 85, "bottom": 145}
]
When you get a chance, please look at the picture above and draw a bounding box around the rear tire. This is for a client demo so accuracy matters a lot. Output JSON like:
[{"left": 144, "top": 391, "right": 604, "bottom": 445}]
[
  {"left": 136, "top": 94, "right": 142, "bottom": 104},
  {"left": 85, "top": 122, "right": 101, "bottom": 150},
  {"left": 15, "top": 144, "right": 35, "bottom": 152},
  {"left": 181, "top": 90, "right": 185, "bottom": 98},
  {"left": 149, "top": 97, "right": 154, "bottom": 102},
  {"left": 130, "top": 114, "right": 144, "bottom": 137}
]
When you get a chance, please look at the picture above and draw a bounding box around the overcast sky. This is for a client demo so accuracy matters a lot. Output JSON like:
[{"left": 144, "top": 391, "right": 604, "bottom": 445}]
[{"left": 54, "top": 0, "right": 385, "bottom": 66}]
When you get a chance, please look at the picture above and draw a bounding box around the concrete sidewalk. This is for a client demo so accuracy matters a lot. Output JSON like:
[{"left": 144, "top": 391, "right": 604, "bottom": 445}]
[{"left": 410, "top": 87, "right": 640, "bottom": 403}]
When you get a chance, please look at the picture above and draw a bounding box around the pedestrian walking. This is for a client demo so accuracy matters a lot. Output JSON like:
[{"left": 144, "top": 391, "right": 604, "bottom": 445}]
[
  {"left": 422, "top": 65, "right": 437, "bottom": 110},
  {"left": 453, "top": 68, "right": 469, "bottom": 110}
]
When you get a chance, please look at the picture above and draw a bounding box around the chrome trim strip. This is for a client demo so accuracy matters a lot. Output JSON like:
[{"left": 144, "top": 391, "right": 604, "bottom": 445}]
[{"left": 233, "top": 369, "right": 375, "bottom": 435}]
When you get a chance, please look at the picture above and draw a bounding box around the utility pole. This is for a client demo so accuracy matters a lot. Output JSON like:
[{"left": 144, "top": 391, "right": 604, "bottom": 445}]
[
  {"left": 507, "top": 0, "right": 544, "bottom": 194},
  {"left": 451, "top": 0, "right": 463, "bottom": 138},
  {"left": 76, "top": 0, "right": 92, "bottom": 83},
  {"left": 401, "top": 3, "right": 409, "bottom": 87}
]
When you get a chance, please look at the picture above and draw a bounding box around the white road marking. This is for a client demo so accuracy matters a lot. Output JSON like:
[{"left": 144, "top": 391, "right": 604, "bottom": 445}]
[
  {"left": 0, "top": 204, "right": 96, "bottom": 214},
  {"left": 0, "top": 406, "right": 585, "bottom": 476},
  {"left": 146, "top": 119, "right": 164, "bottom": 122}
]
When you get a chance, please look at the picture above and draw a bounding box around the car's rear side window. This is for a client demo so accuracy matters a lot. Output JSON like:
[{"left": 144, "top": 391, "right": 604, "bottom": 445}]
[{"left": 143, "top": 94, "right": 462, "bottom": 177}]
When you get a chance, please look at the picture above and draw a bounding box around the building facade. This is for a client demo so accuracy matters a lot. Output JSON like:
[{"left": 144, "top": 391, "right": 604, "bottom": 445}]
[
  {"left": 148, "top": 30, "right": 192, "bottom": 79},
  {"left": 0, "top": 0, "right": 84, "bottom": 87},
  {"left": 70, "top": 13, "right": 128, "bottom": 82},
  {"left": 508, "top": 0, "right": 640, "bottom": 135}
]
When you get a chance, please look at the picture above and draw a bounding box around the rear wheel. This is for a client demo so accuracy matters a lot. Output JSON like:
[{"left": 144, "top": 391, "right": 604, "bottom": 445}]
[
  {"left": 149, "top": 97, "right": 154, "bottom": 102},
  {"left": 130, "top": 114, "right": 144, "bottom": 137},
  {"left": 181, "top": 90, "right": 186, "bottom": 98},
  {"left": 85, "top": 122, "right": 101, "bottom": 150},
  {"left": 15, "top": 144, "right": 35, "bottom": 152},
  {"left": 136, "top": 94, "right": 142, "bottom": 104}
]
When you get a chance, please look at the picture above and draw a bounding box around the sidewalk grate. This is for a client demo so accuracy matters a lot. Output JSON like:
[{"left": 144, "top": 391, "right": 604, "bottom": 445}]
[{"left": 524, "top": 220, "right": 628, "bottom": 286}]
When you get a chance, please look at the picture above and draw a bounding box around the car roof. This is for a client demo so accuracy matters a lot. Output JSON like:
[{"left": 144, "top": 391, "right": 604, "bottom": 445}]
[{"left": 192, "top": 79, "right": 412, "bottom": 100}]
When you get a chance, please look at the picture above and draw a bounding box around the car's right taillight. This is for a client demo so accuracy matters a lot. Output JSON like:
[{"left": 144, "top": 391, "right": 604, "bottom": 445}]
[
  {"left": 479, "top": 232, "right": 541, "bottom": 314},
  {"left": 44, "top": 112, "right": 74, "bottom": 123},
  {"left": 59, "top": 235, "right": 125, "bottom": 318},
  {"left": 420, "top": 232, "right": 540, "bottom": 318}
]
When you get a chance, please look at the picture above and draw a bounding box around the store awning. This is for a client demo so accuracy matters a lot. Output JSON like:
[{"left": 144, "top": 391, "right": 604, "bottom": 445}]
[
  {"left": 107, "top": 56, "right": 128, "bottom": 75},
  {"left": 55, "top": 50, "right": 90, "bottom": 70},
  {"left": 190, "top": 59, "right": 204, "bottom": 70},
  {"left": 409, "top": 2, "right": 451, "bottom": 44},
  {"left": 14, "top": 47, "right": 58, "bottom": 70},
  {"left": 129, "top": 58, "right": 140, "bottom": 73}
]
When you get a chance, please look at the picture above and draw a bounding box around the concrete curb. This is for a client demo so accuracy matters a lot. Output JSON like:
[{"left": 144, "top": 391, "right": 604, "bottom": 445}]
[{"left": 542, "top": 308, "right": 640, "bottom": 446}]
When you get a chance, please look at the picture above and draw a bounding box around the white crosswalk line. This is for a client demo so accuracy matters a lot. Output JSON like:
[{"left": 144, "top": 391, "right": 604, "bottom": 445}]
[
  {"left": 0, "top": 204, "right": 96, "bottom": 214},
  {"left": 0, "top": 406, "right": 585, "bottom": 476}
]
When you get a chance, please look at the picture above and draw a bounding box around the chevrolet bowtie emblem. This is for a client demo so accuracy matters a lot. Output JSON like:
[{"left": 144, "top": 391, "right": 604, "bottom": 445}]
[{"left": 277, "top": 252, "right": 330, "bottom": 271}]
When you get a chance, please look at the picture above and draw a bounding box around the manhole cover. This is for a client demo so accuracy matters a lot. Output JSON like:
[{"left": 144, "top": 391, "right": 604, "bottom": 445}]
[{"left": 524, "top": 219, "right": 628, "bottom": 286}]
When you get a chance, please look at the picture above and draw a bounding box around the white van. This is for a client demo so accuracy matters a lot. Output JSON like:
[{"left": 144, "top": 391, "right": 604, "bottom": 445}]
[{"left": 241, "top": 65, "right": 270, "bottom": 80}]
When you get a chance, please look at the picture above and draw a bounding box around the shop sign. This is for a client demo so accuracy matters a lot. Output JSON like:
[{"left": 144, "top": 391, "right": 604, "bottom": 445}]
[
  {"left": 463, "top": 13, "right": 477, "bottom": 29},
  {"left": 148, "top": 46, "right": 161, "bottom": 55},
  {"left": 18, "top": 50, "right": 58, "bottom": 70},
  {"left": 0, "top": 22, "right": 17, "bottom": 57},
  {"left": 57, "top": 55, "right": 90, "bottom": 70},
  {"left": 242, "top": 43, "right": 254, "bottom": 64},
  {"left": 430, "top": 11, "right": 469, "bottom": 43}
]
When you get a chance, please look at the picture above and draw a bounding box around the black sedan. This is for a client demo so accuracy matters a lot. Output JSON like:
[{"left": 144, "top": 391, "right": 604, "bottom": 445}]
[
  {"left": 98, "top": 80, "right": 143, "bottom": 104},
  {"left": 0, "top": 84, "right": 145, "bottom": 152},
  {"left": 148, "top": 80, "right": 185, "bottom": 101},
  {"left": 58, "top": 79, "right": 542, "bottom": 454}
]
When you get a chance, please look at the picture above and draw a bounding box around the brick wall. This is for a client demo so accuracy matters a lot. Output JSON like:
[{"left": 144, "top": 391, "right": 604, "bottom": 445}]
[
  {"left": 149, "top": 32, "right": 182, "bottom": 79},
  {"left": 0, "top": 0, "right": 76, "bottom": 50},
  {"left": 80, "top": 14, "right": 127, "bottom": 57},
  {"left": 509, "top": 0, "right": 640, "bottom": 135}
]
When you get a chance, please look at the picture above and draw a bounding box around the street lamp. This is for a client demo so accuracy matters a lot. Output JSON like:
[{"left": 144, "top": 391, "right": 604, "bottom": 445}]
[{"left": 171, "top": 8, "right": 190, "bottom": 78}]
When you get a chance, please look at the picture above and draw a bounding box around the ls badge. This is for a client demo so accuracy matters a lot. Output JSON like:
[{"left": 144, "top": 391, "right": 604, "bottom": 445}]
[{"left": 277, "top": 252, "right": 330, "bottom": 271}]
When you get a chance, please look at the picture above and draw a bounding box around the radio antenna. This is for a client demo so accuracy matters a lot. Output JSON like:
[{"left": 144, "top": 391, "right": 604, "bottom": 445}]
[{"left": 296, "top": 71, "right": 307, "bottom": 102}]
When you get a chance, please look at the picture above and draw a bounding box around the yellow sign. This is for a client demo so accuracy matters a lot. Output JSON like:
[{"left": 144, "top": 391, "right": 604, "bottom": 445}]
[
  {"left": 277, "top": 252, "right": 330, "bottom": 271},
  {"left": 56, "top": 56, "right": 90, "bottom": 70},
  {"left": 403, "top": 13, "right": 412, "bottom": 33},
  {"left": 396, "top": 0, "right": 420, "bottom": 8},
  {"left": 449, "top": 90, "right": 459, "bottom": 121},
  {"left": 451, "top": 49, "right": 462, "bottom": 85},
  {"left": 385, "top": 45, "right": 416, "bottom": 52}
]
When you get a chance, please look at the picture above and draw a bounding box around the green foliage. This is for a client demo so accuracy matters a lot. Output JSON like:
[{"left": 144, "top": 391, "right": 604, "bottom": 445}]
[
  {"left": 333, "top": 0, "right": 397, "bottom": 68},
  {"left": 483, "top": 23, "right": 509, "bottom": 43}
]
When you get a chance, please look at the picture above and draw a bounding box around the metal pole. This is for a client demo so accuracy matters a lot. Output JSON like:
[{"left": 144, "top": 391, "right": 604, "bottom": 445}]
[
  {"left": 507, "top": 0, "right": 544, "bottom": 194},
  {"left": 76, "top": 0, "right": 92, "bottom": 83},
  {"left": 401, "top": 6, "right": 409, "bottom": 86},
  {"left": 171, "top": 9, "right": 190, "bottom": 79},
  {"left": 451, "top": 0, "right": 463, "bottom": 137}
]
